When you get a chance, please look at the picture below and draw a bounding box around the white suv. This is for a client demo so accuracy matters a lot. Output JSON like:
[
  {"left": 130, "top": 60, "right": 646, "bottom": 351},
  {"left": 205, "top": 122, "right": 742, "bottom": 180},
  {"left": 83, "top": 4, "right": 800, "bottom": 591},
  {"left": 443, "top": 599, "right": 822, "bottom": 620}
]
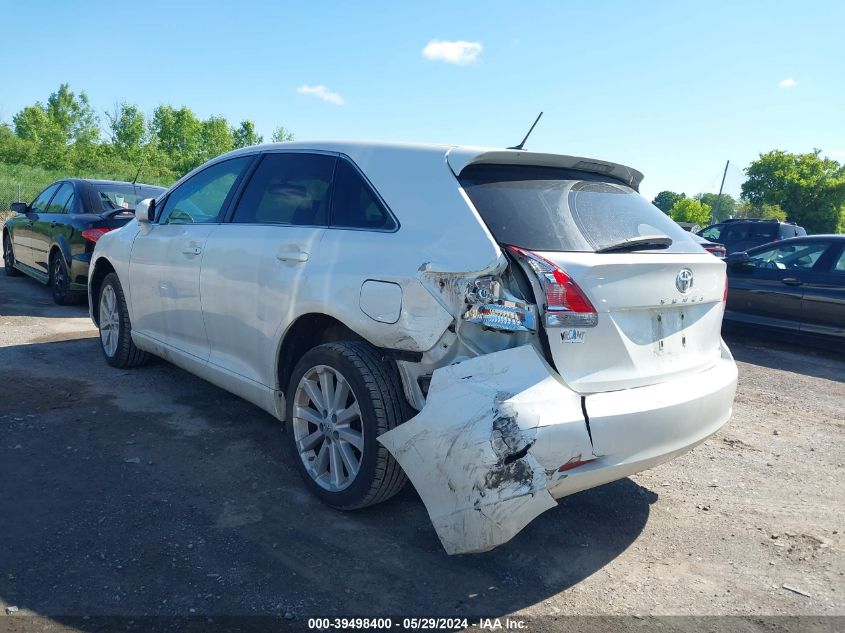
[{"left": 89, "top": 142, "right": 738, "bottom": 554}]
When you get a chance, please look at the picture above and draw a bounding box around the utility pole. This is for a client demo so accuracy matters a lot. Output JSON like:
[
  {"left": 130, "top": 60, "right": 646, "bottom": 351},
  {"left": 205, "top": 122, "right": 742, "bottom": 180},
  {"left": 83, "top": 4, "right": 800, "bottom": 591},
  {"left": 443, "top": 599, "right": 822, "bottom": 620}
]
[{"left": 712, "top": 160, "right": 729, "bottom": 224}]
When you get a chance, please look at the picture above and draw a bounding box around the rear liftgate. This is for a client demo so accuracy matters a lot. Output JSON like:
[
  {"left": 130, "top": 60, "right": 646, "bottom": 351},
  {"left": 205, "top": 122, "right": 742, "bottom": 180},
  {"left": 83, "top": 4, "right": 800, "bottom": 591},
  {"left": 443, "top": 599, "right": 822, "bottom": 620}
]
[{"left": 378, "top": 345, "right": 594, "bottom": 555}]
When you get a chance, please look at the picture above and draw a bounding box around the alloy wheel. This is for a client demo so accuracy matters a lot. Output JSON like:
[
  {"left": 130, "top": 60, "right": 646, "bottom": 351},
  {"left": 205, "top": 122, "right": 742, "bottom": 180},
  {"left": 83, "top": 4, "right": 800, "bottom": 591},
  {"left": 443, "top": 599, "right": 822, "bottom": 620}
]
[
  {"left": 3, "top": 236, "right": 14, "bottom": 268},
  {"left": 52, "top": 257, "right": 68, "bottom": 297},
  {"left": 98, "top": 284, "right": 120, "bottom": 357},
  {"left": 292, "top": 365, "right": 364, "bottom": 492}
]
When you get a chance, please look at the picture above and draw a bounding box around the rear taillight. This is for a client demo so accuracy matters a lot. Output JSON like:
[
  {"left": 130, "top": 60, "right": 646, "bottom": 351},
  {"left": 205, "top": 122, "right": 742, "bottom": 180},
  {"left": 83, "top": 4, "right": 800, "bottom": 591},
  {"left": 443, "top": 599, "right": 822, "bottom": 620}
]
[
  {"left": 706, "top": 246, "right": 726, "bottom": 258},
  {"left": 507, "top": 246, "right": 598, "bottom": 328},
  {"left": 558, "top": 456, "right": 596, "bottom": 472},
  {"left": 723, "top": 276, "right": 729, "bottom": 303},
  {"left": 81, "top": 228, "right": 113, "bottom": 243}
]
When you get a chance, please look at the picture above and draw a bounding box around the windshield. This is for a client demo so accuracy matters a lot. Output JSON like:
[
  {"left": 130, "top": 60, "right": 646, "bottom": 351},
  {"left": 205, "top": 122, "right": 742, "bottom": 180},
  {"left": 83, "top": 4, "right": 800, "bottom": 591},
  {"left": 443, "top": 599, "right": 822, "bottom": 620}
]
[
  {"left": 95, "top": 184, "right": 166, "bottom": 212},
  {"left": 459, "top": 165, "right": 701, "bottom": 254}
]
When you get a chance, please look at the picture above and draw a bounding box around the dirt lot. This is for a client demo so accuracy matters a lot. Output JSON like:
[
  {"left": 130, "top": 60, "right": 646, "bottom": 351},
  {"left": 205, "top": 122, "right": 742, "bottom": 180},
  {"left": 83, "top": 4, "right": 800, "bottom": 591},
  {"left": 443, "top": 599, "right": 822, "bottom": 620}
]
[{"left": 0, "top": 264, "right": 843, "bottom": 626}]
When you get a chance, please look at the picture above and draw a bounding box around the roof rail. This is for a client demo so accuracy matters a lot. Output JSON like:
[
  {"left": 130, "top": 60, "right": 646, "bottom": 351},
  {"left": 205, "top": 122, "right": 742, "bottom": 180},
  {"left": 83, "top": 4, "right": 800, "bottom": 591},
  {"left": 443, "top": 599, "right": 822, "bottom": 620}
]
[{"left": 723, "top": 217, "right": 783, "bottom": 223}]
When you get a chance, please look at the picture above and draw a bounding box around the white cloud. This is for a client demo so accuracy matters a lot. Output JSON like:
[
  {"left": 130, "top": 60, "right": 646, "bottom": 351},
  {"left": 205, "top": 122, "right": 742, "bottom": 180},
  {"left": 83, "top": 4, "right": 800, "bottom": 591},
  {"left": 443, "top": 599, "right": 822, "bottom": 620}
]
[
  {"left": 778, "top": 78, "right": 796, "bottom": 88},
  {"left": 422, "top": 39, "right": 483, "bottom": 65},
  {"left": 296, "top": 84, "right": 344, "bottom": 106}
]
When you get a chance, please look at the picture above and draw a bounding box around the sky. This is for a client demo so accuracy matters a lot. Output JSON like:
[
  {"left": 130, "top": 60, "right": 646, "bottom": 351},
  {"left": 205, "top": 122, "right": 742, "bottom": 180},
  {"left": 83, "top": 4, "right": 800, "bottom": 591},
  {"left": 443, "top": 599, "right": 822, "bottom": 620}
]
[{"left": 1, "top": 0, "right": 843, "bottom": 200}]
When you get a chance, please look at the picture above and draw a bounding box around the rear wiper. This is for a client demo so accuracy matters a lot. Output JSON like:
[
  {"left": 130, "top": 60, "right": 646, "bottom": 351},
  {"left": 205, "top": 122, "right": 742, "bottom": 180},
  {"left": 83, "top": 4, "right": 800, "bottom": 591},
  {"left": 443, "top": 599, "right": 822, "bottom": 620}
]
[
  {"left": 596, "top": 235, "right": 673, "bottom": 253},
  {"left": 100, "top": 208, "right": 134, "bottom": 219}
]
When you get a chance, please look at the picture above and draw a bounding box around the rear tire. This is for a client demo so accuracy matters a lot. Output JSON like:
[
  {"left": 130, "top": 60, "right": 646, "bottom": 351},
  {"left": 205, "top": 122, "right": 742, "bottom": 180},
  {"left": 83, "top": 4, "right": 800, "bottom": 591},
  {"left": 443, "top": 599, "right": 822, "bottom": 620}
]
[
  {"left": 286, "top": 341, "right": 408, "bottom": 510},
  {"left": 97, "top": 272, "right": 148, "bottom": 368},
  {"left": 50, "top": 252, "right": 82, "bottom": 305},
  {"left": 3, "top": 233, "right": 21, "bottom": 276}
]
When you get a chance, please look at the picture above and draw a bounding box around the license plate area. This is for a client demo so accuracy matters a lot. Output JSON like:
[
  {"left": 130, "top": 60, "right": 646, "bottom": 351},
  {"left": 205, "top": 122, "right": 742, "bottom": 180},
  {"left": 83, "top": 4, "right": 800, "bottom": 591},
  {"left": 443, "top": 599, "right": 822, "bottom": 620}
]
[{"left": 654, "top": 310, "right": 688, "bottom": 355}]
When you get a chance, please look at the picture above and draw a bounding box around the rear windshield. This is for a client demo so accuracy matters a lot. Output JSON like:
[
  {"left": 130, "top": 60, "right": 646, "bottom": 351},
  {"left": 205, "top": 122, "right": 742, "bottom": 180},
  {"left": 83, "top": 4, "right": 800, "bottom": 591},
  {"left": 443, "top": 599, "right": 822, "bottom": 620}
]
[
  {"left": 95, "top": 184, "right": 165, "bottom": 212},
  {"left": 459, "top": 165, "right": 701, "bottom": 253}
]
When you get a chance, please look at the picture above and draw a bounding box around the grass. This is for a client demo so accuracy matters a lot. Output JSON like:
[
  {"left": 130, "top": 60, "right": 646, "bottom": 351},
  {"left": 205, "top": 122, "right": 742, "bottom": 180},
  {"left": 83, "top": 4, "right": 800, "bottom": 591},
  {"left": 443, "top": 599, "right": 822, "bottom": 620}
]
[{"left": 0, "top": 162, "right": 176, "bottom": 213}]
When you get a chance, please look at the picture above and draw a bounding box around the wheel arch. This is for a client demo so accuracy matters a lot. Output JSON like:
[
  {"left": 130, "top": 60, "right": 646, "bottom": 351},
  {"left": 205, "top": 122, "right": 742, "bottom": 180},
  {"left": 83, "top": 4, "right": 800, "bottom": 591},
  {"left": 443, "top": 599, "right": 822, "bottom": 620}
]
[
  {"left": 276, "top": 313, "right": 367, "bottom": 397},
  {"left": 49, "top": 238, "right": 72, "bottom": 267},
  {"left": 89, "top": 257, "right": 116, "bottom": 325}
]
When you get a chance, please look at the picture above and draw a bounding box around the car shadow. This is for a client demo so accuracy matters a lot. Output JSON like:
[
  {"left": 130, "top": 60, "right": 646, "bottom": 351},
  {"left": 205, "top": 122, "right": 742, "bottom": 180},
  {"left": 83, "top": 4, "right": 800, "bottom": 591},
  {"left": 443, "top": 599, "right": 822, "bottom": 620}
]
[
  {"left": 0, "top": 337, "right": 655, "bottom": 622},
  {"left": 0, "top": 274, "right": 89, "bottom": 319},
  {"left": 724, "top": 331, "right": 845, "bottom": 384}
]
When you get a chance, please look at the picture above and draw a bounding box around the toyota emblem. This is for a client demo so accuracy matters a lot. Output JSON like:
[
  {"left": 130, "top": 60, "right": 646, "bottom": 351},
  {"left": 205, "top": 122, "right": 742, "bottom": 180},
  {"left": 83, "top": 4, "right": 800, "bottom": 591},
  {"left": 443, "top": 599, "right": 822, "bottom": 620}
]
[{"left": 676, "top": 268, "right": 694, "bottom": 294}]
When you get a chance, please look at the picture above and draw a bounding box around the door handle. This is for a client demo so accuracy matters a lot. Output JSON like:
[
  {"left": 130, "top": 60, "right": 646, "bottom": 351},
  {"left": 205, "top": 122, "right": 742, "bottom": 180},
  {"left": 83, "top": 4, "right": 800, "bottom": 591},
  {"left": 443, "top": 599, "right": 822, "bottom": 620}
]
[
  {"left": 781, "top": 278, "right": 803, "bottom": 286},
  {"left": 181, "top": 246, "right": 202, "bottom": 256},
  {"left": 276, "top": 248, "right": 309, "bottom": 263}
]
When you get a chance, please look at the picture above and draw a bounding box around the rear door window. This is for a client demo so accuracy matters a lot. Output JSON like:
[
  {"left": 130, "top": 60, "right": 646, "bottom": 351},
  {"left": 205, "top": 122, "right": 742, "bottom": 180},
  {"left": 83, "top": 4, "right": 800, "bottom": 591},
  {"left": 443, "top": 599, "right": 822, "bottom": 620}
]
[
  {"left": 748, "top": 224, "right": 777, "bottom": 241},
  {"left": 232, "top": 152, "right": 335, "bottom": 225},
  {"left": 458, "top": 164, "right": 698, "bottom": 253},
  {"left": 30, "top": 184, "right": 60, "bottom": 213},
  {"left": 720, "top": 224, "right": 750, "bottom": 243},
  {"left": 748, "top": 242, "right": 831, "bottom": 271},
  {"left": 699, "top": 225, "right": 723, "bottom": 241},
  {"left": 833, "top": 248, "right": 845, "bottom": 273},
  {"left": 330, "top": 158, "right": 397, "bottom": 231},
  {"left": 46, "top": 183, "right": 74, "bottom": 213}
]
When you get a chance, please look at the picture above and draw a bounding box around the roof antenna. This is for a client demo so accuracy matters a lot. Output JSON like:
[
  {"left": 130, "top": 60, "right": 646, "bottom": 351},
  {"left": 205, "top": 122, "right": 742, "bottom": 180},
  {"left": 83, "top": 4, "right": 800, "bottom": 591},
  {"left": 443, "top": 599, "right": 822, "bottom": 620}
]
[{"left": 508, "top": 111, "right": 543, "bottom": 150}]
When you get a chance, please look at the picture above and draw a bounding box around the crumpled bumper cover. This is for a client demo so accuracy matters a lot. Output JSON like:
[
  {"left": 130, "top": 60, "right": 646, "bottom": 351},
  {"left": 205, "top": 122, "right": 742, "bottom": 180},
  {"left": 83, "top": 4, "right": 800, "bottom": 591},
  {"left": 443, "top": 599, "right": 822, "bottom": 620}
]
[
  {"left": 378, "top": 343, "right": 738, "bottom": 555},
  {"left": 378, "top": 346, "right": 591, "bottom": 555}
]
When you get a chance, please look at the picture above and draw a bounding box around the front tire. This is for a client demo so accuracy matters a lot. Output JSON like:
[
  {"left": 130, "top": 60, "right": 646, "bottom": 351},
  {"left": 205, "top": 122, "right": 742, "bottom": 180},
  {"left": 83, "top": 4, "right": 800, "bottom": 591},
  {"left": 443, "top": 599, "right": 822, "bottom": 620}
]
[
  {"left": 98, "top": 272, "right": 148, "bottom": 368},
  {"left": 3, "top": 233, "right": 21, "bottom": 276},
  {"left": 286, "top": 341, "right": 408, "bottom": 510}
]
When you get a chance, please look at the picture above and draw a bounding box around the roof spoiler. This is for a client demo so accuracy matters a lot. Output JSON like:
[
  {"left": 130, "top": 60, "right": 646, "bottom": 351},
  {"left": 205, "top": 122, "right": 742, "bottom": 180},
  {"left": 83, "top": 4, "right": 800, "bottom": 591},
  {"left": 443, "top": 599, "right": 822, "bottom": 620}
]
[{"left": 445, "top": 148, "right": 644, "bottom": 191}]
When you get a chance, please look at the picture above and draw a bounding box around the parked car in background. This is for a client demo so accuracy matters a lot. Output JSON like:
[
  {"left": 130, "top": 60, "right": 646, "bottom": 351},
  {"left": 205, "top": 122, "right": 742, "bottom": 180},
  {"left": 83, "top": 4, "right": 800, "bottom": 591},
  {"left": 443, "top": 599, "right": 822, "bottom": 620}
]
[
  {"left": 691, "top": 232, "right": 726, "bottom": 258},
  {"left": 87, "top": 141, "right": 737, "bottom": 554},
  {"left": 698, "top": 218, "right": 806, "bottom": 254},
  {"left": 3, "top": 179, "right": 165, "bottom": 304},
  {"left": 676, "top": 221, "right": 701, "bottom": 233},
  {"left": 724, "top": 235, "right": 845, "bottom": 350}
]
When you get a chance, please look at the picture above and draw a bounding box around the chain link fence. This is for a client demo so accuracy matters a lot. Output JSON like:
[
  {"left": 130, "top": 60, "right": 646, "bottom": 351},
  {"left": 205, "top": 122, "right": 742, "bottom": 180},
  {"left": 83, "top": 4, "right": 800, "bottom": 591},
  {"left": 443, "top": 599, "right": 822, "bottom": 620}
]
[
  {"left": 0, "top": 180, "right": 32, "bottom": 226},
  {"left": 1, "top": 181, "right": 27, "bottom": 208}
]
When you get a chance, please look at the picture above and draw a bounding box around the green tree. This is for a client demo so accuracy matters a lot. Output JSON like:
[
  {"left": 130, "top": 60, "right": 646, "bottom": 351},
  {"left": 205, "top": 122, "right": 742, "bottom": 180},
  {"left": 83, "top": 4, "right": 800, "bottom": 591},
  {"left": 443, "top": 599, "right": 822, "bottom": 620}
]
[
  {"left": 741, "top": 149, "right": 845, "bottom": 233},
  {"left": 232, "top": 120, "right": 263, "bottom": 148},
  {"left": 199, "top": 116, "right": 234, "bottom": 164},
  {"left": 732, "top": 200, "right": 788, "bottom": 221},
  {"left": 669, "top": 198, "right": 711, "bottom": 226},
  {"left": 150, "top": 105, "right": 202, "bottom": 171},
  {"left": 13, "top": 104, "right": 67, "bottom": 168},
  {"left": 46, "top": 83, "right": 99, "bottom": 145},
  {"left": 271, "top": 126, "right": 294, "bottom": 143},
  {"left": 695, "top": 192, "right": 735, "bottom": 222},
  {"left": 0, "top": 123, "right": 34, "bottom": 164},
  {"left": 106, "top": 103, "right": 146, "bottom": 160},
  {"left": 652, "top": 191, "right": 685, "bottom": 214}
]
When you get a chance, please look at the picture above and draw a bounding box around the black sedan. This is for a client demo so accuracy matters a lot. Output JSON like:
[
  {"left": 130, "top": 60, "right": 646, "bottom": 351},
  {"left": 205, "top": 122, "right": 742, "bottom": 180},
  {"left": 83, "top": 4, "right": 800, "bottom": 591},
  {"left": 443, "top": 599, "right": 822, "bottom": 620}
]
[
  {"left": 3, "top": 179, "right": 165, "bottom": 304},
  {"left": 724, "top": 235, "right": 845, "bottom": 349}
]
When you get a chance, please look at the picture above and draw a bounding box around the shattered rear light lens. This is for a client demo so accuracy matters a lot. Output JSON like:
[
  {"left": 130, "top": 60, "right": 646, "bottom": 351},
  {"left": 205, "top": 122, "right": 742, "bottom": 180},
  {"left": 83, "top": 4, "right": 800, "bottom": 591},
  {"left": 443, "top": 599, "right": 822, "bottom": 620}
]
[
  {"left": 81, "top": 228, "right": 113, "bottom": 243},
  {"left": 463, "top": 276, "right": 537, "bottom": 332},
  {"left": 506, "top": 246, "right": 598, "bottom": 328}
]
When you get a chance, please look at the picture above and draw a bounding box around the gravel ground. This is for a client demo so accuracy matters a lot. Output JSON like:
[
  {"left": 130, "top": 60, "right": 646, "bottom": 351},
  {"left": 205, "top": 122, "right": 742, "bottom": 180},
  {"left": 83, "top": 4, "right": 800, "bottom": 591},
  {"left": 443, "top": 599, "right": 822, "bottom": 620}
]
[{"left": 0, "top": 262, "right": 843, "bottom": 627}]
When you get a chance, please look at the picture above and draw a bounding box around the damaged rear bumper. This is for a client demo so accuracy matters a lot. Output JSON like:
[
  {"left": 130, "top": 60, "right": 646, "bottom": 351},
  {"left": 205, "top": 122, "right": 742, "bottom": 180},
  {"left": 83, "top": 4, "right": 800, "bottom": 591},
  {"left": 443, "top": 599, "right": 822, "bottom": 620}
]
[{"left": 378, "top": 343, "right": 737, "bottom": 555}]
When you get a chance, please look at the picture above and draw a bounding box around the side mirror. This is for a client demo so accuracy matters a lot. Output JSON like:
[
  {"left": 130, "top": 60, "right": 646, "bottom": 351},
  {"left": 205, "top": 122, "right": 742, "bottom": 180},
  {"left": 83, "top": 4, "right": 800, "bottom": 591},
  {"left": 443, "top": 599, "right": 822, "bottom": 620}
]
[
  {"left": 725, "top": 252, "right": 750, "bottom": 266},
  {"left": 135, "top": 198, "right": 155, "bottom": 223},
  {"left": 10, "top": 202, "right": 28, "bottom": 214}
]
